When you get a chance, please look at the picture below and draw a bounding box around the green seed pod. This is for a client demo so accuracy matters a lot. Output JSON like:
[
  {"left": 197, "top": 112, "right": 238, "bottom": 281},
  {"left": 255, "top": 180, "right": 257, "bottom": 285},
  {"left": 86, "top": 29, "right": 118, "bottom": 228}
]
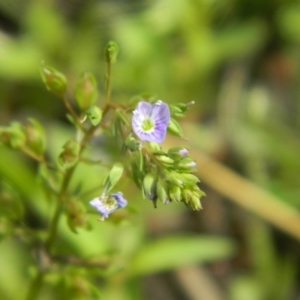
[
  {"left": 58, "top": 139, "right": 80, "bottom": 169},
  {"left": 75, "top": 72, "right": 98, "bottom": 111},
  {"left": 40, "top": 66, "right": 67, "bottom": 96},
  {"left": 125, "top": 136, "right": 141, "bottom": 152},
  {"left": 85, "top": 106, "right": 102, "bottom": 126},
  {"left": 0, "top": 122, "right": 26, "bottom": 149},
  {"left": 24, "top": 118, "right": 46, "bottom": 156}
]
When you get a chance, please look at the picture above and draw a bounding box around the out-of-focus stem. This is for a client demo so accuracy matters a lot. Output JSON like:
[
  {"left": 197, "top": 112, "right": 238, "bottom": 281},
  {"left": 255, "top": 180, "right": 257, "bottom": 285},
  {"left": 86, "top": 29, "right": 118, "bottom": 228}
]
[{"left": 105, "top": 62, "right": 112, "bottom": 105}]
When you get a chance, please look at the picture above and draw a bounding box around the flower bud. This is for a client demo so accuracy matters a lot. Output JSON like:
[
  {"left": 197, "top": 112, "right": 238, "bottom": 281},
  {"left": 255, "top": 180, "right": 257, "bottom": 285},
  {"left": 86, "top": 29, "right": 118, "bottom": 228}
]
[
  {"left": 58, "top": 139, "right": 80, "bottom": 169},
  {"left": 40, "top": 66, "right": 67, "bottom": 96},
  {"left": 169, "top": 185, "right": 182, "bottom": 202},
  {"left": 181, "top": 173, "right": 200, "bottom": 186},
  {"left": 166, "top": 171, "right": 184, "bottom": 187},
  {"left": 85, "top": 106, "right": 102, "bottom": 126},
  {"left": 125, "top": 136, "right": 141, "bottom": 152},
  {"left": 105, "top": 41, "right": 119, "bottom": 64},
  {"left": 142, "top": 173, "right": 156, "bottom": 200},
  {"left": 148, "top": 142, "right": 162, "bottom": 153},
  {"left": 172, "top": 101, "right": 194, "bottom": 113},
  {"left": 168, "top": 146, "right": 189, "bottom": 160},
  {"left": 75, "top": 72, "right": 97, "bottom": 111},
  {"left": 24, "top": 118, "right": 46, "bottom": 156},
  {"left": 103, "top": 162, "right": 124, "bottom": 192},
  {"left": 175, "top": 157, "right": 197, "bottom": 172},
  {"left": 0, "top": 123, "right": 26, "bottom": 149},
  {"left": 167, "top": 118, "right": 183, "bottom": 137},
  {"left": 182, "top": 188, "right": 204, "bottom": 210},
  {"left": 156, "top": 155, "right": 174, "bottom": 165},
  {"left": 156, "top": 179, "right": 169, "bottom": 204}
]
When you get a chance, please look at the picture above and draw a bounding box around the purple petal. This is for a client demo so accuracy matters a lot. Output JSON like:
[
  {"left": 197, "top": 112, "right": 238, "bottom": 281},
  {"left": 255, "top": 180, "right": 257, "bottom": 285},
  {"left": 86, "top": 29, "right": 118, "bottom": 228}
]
[
  {"left": 132, "top": 100, "right": 170, "bottom": 143},
  {"left": 89, "top": 198, "right": 109, "bottom": 218},
  {"left": 135, "top": 101, "right": 152, "bottom": 119},
  {"left": 110, "top": 192, "right": 127, "bottom": 208},
  {"left": 151, "top": 102, "right": 170, "bottom": 126}
]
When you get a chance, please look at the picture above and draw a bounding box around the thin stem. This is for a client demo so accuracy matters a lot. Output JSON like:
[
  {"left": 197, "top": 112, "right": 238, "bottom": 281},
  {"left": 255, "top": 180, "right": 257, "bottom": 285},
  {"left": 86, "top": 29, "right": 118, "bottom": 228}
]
[
  {"left": 105, "top": 62, "right": 112, "bottom": 105},
  {"left": 62, "top": 95, "right": 84, "bottom": 130}
]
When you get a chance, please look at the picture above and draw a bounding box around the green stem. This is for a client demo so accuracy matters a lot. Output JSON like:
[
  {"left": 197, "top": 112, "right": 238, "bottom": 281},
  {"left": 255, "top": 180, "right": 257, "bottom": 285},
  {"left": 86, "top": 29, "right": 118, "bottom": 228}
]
[
  {"left": 105, "top": 62, "right": 112, "bottom": 105},
  {"left": 25, "top": 272, "right": 44, "bottom": 300}
]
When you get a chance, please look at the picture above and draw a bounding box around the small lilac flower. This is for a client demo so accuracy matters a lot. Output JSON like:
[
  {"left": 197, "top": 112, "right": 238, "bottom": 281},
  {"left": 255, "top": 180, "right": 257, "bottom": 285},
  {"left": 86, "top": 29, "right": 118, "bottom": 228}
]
[
  {"left": 89, "top": 192, "right": 127, "bottom": 220},
  {"left": 132, "top": 100, "right": 170, "bottom": 143}
]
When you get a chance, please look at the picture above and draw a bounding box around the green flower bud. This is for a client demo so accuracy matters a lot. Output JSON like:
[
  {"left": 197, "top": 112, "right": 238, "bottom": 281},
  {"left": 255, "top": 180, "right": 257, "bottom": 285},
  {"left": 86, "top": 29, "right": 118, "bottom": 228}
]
[
  {"left": 58, "top": 139, "right": 80, "bottom": 169},
  {"left": 182, "top": 188, "right": 204, "bottom": 210},
  {"left": 156, "top": 179, "right": 169, "bottom": 204},
  {"left": 125, "top": 136, "right": 141, "bottom": 152},
  {"left": 105, "top": 41, "right": 119, "bottom": 64},
  {"left": 142, "top": 173, "right": 156, "bottom": 200},
  {"left": 24, "top": 118, "right": 46, "bottom": 156},
  {"left": 168, "top": 146, "right": 189, "bottom": 160},
  {"left": 172, "top": 101, "right": 195, "bottom": 113},
  {"left": 175, "top": 157, "right": 197, "bottom": 172},
  {"left": 148, "top": 142, "right": 162, "bottom": 153},
  {"left": 169, "top": 105, "right": 183, "bottom": 115},
  {"left": 181, "top": 173, "right": 200, "bottom": 187},
  {"left": 85, "top": 106, "right": 102, "bottom": 126},
  {"left": 166, "top": 171, "right": 184, "bottom": 187},
  {"left": 156, "top": 155, "right": 174, "bottom": 165},
  {"left": 167, "top": 118, "right": 183, "bottom": 137},
  {"left": 189, "top": 193, "right": 203, "bottom": 210},
  {"left": 0, "top": 123, "right": 26, "bottom": 149},
  {"left": 103, "top": 162, "right": 123, "bottom": 192},
  {"left": 40, "top": 66, "right": 67, "bottom": 96},
  {"left": 75, "top": 72, "right": 97, "bottom": 111},
  {"left": 169, "top": 185, "right": 182, "bottom": 202}
]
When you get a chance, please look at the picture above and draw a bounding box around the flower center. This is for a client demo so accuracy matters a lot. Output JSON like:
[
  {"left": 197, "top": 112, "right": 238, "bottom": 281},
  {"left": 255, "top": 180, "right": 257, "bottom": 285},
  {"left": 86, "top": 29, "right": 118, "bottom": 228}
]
[
  {"left": 141, "top": 118, "right": 154, "bottom": 132},
  {"left": 103, "top": 196, "right": 117, "bottom": 209}
]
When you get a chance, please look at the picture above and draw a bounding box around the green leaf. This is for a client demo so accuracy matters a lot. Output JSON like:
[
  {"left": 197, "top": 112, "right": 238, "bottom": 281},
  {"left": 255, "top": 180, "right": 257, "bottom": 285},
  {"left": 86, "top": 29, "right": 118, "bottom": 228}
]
[
  {"left": 103, "top": 162, "right": 124, "bottom": 192},
  {"left": 130, "top": 235, "right": 236, "bottom": 276}
]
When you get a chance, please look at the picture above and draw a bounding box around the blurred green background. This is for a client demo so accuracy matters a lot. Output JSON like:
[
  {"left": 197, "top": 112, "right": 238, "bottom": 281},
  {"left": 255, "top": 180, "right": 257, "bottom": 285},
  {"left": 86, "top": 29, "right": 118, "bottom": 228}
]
[{"left": 1, "top": 0, "right": 300, "bottom": 299}]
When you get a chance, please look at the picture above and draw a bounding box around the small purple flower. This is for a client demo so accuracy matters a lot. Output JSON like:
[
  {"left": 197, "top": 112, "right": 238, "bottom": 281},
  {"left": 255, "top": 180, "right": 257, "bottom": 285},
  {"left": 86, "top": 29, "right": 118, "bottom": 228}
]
[
  {"left": 132, "top": 100, "right": 170, "bottom": 143},
  {"left": 89, "top": 192, "right": 127, "bottom": 220}
]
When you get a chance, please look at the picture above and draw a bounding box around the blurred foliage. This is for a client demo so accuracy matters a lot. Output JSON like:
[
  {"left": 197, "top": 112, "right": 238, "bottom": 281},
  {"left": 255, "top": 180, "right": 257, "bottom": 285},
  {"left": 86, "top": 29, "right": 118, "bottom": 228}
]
[{"left": 0, "top": 0, "right": 300, "bottom": 299}]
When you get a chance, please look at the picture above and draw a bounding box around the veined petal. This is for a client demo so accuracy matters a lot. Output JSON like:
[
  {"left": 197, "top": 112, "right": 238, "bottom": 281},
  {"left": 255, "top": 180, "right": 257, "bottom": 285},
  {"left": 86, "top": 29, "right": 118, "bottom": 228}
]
[
  {"left": 132, "top": 100, "right": 170, "bottom": 143},
  {"left": 135, "top": 101, "right": 152, "bottom": 119}
]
